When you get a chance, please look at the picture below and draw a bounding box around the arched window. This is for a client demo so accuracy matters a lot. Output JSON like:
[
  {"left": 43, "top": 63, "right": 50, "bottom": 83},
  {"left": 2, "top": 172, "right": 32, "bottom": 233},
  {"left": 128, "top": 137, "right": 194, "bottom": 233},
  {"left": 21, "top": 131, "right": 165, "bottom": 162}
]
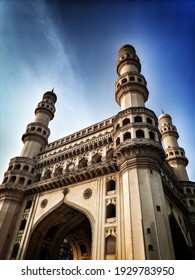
[
  {"left": 44, "top": 170, "right": 52, "bottom": 179},
  {"left": 148, "top": 244, "right": 154, "bottom": 251},
  {"left": 121, "top": 78, "right": 127, "bottom": 84},
  {"left": 92, "top": 154, "right": 102, "bottom": 164},
  {"left": 116, "top": 137, "right": 120, "bottom": 146},
  {"left": 134, "top": 116, "right": 142, "bottom": 122},
  {"left": 123, "top": 132, "right": 131, "bottom": 141},
  {"left": 130, "top": 76, "right": 135, "bottom": 81},
  {"left": 19, "top": 219, "right": 27, "bottom": 231},
  {"left": 14, "top": 164, "right": 21, "bottom": 170},
  {"left": 186, "top": 188, "right": 191, "bottom": 194},
  {"left": 138, "top": 77, "right": 142, "bottom": 83},
  {"left": 106, "top": 180, "right": 116, "bottom": 193},
  {"left": 18, "top": 177, "right": 25, "bottom": 185},
  {"left": 146, "top": 117, "right": 153, "bottom": 124},
  {"left": 175, "top": 151, "right": 179, "bottom": 155},
  {"left": 23, "top": 165, "right": 29, "bottom": 172},
  {"left": 149, "top": 131, "right": 155, "bottom": 140},
  {"left": 27, "top": 179, "right": 32, "bottom": 185},
  {"left": 106, "top": 235, "right": 116, "bottom": 255},
  {"left": 136, "top": 130, "right": 144, "bottom": 138},
  {"left": 3, "top": 177, "right": 8, "bottom": 184},
  {"left": 106, "top": 148, "right": 114, "bottom": 161},
  {"left": 78, "top": 158, "right": 88, "bottom": 168},
  {"left": 34, "top": 173, "right": 41, "bottom": 182},
  {"left": 54, "top": 166, "right": 63, "bottom": 176},
  {"left": 116, "top": 123, "right": 120, "bottom": 131},
  {"left": 37, "top": 127, "right": 42, "bottom": 132},
  {"left": 189, "top": 200, "right": 195, "bottom": 207},
  {"left": 8, "top": 165, "right": 13, "bottom": 171},
  {"left": 25, "top": 200, "right": 32, "bottom": 210},
  {"left": 122, "top": 118, "right": 130, "bottom": 126},
  {"left": 106, "top": 204, "right": 116, "bottom": 219},
  {"left": 10, "top": 176, "right": 16, "bottom": 183},
  {"left": 11, "top": 243, "right": 19, "bottom": 259}
]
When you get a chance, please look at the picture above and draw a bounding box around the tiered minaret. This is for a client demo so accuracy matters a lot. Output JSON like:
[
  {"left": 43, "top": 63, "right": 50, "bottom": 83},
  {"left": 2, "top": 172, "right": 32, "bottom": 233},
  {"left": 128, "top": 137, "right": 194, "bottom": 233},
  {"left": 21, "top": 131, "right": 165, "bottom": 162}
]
[
  {"left": 114, "top": 45, "right": 175, "bottom": 259},
  {"left": 158, "top": 112, "right": 189, "bottom": 181},
  {"left": 21, "top": 90, "right": 57, "bottom": 158},
  {"left": 0, "top": 90, "right": 57, "bottom": 259},
  {"left": 115, "top": 44, "right": 148, "bottom": 109}
]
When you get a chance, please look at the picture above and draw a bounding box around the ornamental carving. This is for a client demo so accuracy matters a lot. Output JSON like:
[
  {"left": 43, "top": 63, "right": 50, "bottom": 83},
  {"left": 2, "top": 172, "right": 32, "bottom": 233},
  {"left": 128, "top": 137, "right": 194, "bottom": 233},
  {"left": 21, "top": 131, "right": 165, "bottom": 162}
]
[{"left": 83, "top": 188, "right": 92, "bottom": 199}]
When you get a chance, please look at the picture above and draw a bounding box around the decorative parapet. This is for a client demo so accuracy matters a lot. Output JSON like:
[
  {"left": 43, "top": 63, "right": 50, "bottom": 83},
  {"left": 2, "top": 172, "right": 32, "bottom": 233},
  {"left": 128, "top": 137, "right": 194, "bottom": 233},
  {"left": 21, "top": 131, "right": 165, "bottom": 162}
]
[{"left": 25, "top": 160, "right": 118, "bottom": 195}]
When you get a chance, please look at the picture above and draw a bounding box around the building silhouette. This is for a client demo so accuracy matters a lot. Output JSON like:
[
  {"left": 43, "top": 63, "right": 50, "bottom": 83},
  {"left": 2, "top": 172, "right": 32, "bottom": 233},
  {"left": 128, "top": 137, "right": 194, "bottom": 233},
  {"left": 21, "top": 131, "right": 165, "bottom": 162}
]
[{"left": 0, "top": 44, "right": 194, "bottom": 260}]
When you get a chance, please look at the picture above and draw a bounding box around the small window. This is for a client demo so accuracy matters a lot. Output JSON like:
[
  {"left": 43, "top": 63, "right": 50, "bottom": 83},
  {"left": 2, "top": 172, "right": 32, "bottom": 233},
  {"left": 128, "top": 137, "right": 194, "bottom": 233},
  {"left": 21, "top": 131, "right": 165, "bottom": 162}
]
[
  {"left": 44, "top": 170, "right": 52, "bottom": 179},
  {"left": 37, "top": 127, "right": 42, "bottom": 132},
  {"left": 14, "top": 164, "right": 21, "bottom": 170},
  {"left": 123, "top": 132, "right": 131, "bottom": 141},
  {"left": 8, "top": 165, "right": 13, "bottom": 171},
  {"left": 10, "top": 176, "right": 16, "bottom": 183},
  {"left": 136, "top": 130, "right": 144, "bottom": 138},
  {"left": 186, "top": 188, "right": 191, "bottom": 194},
  {"left": 11, "top": 243, "right": 19, "bottom": 259},
  {"left": 146, "top": 117, "right": 153, "bottom": 124},
  {"left": 130, "top": 76, "right": 135, "bottom": 81},
  {"left": 19, "top": 219, "right": 27, "bottom": 231},
  {"left": 156, "top": 205, "right": 161, "bottom": 212},
  {"left": 106, "top": 180, "right": 116, "bottom": 193},
  {"left": 34, "top": 173, "right": 41, "bottom": 182},
  {"left": 25, "top": 200, "right": 32, "bottom": 210},
  {"left": 189, "top": 200, "right": 195, "bottom": 207},
  {"left": 138, "top": 77, "right": 142, "bottom": 83},
  {"left": 122, "top": 118, "right": 130, "bottom": 126},
  {"left": 78, "top": 158, "right": 88, "bottom": 168},
  {"left": 134, "top": 116, "right": 142, "bottom": 122},
  {"left": 92, "top": 154, "right": 102, "bottom": 164},
  {"left": 106, "top": 204, "right": 116, "bottom": 219},
  {"left": 19, "top": 177, "right": 25, "bottom": 185},
  {"left": 116, "top": 137, "right": 120, "bottom": 146},
  {"left": 23, "top": 165, "right": 29, "bottom": 172},
  {"left": 148, "top": 244, "right": 154, "bottom": 251},
  {"left": 147, "top": 228, "right": 151, "bottom": 234},
  {"left": 116, "top": 123, "right": 120, "bottom": 131},
  {"left": 149, "top": 131, "right": 155, "bottom": 140},
  {"left": 121, "top": 78, "right": 127, "bottom": 84},
  {"left": 106, "top": 235, "right": 116, "bottom": 255},
  {"left": 3, "top": 177, "right": 8, "bottom": 183}
]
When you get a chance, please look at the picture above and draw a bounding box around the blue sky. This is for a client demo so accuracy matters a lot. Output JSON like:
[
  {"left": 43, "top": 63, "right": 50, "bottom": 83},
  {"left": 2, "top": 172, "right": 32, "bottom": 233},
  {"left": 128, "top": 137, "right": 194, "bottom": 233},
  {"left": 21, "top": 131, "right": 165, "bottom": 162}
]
[{"left": 0, "top": 0, "right": 195, "bottom": 181}]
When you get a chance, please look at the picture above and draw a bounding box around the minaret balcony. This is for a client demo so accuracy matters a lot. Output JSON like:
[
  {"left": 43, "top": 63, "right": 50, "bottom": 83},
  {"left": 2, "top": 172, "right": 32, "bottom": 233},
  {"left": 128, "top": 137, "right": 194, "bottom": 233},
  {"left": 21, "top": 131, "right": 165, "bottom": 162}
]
[{"left": 115, "top": 81, "right": 149, "bottom": 106}]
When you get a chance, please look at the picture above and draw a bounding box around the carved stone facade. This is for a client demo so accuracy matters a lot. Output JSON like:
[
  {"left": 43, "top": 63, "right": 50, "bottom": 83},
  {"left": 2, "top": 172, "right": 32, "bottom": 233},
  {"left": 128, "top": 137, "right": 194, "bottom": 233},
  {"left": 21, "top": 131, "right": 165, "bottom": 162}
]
[{"left": 0, "top": 45, "right": 195, "bottom": 260}]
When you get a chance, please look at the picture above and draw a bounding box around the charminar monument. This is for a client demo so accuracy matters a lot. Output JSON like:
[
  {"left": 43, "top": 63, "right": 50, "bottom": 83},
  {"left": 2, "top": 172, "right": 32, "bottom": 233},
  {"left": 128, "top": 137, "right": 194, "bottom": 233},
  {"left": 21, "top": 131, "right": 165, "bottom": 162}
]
[{"left": 0, "top": 44, "right": 194, "bottom": 260}]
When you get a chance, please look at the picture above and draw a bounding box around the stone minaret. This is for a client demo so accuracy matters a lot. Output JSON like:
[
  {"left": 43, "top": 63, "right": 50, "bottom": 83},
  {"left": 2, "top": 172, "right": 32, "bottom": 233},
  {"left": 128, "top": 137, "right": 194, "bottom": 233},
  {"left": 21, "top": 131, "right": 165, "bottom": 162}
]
[
  {"left": 115, "top": 44, "right": 148, "bottom": 110},
  {"left": 158, "top": 112, "right": 189, "bottom": 181},
  {"left": 0, "top": 90, "right": 57, "bottom": 259},
  {"left": 114, "top": 44, "right": 175, "bottom": 259}
]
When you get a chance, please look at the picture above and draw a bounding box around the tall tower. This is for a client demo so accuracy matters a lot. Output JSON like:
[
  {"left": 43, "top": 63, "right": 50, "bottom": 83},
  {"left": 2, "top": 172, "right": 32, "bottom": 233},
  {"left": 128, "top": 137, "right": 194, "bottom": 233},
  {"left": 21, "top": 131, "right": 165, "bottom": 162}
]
[
  {"left": 158, "top": 112, "right": 189, "bottom": 181},
  {"left": 0, "top": 90, "right": 57, "bottom": 259},
  {"left": 113, "top": 44, "right": 175, "bottom": 259},
  {"left": 115, "top": 44, "right": 148, "bottom": 110}
]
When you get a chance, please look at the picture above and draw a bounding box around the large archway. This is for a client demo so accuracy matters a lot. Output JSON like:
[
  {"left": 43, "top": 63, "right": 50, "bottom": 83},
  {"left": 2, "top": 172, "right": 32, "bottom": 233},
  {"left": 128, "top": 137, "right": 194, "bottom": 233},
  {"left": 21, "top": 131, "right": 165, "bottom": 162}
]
[
  {"left": 169, "top": 215, "right": 193, "bottom": 260},
  {"left": 25, "top": 203, "right": 92, "bottom": 260}
]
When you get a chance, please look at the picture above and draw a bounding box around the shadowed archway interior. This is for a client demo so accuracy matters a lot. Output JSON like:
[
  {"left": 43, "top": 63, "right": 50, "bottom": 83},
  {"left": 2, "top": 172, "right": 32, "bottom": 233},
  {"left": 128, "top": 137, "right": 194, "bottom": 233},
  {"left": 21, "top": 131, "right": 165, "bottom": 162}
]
[{"left": 25, "top": 203, "right": 92, "bottom": 260}]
